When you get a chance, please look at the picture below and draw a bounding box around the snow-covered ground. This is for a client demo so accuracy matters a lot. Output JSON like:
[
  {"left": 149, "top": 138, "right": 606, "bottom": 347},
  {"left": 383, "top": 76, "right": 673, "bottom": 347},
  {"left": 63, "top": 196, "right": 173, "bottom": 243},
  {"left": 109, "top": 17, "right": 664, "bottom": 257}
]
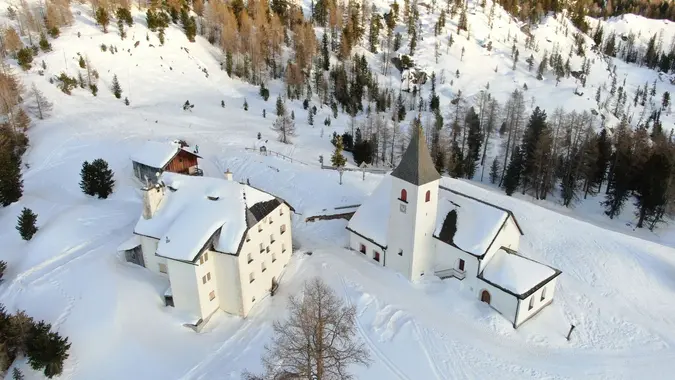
[{"left": 1, "top": 1, "right": 675, "bottom": 379}]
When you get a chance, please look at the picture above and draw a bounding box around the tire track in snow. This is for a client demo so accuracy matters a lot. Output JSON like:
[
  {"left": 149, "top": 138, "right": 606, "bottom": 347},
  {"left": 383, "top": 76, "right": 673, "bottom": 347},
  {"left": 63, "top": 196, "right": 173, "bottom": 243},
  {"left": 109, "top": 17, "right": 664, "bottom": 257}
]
[{"left": 338, "top": 275, "right": 411, "bottom": 380}]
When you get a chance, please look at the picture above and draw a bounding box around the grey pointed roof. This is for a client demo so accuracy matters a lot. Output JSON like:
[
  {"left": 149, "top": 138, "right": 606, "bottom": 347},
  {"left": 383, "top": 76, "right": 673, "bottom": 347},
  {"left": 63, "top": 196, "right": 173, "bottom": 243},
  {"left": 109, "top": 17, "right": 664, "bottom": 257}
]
[{"left": 391, "top": 125, "right": 441, "bottom": 185}]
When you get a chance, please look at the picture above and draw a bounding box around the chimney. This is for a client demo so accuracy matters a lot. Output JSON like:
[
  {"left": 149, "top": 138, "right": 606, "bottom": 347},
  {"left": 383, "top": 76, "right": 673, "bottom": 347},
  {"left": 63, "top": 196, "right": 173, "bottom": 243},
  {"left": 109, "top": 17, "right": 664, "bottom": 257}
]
[
  {"left": 224, "top": 169, "right": 233, "bottom": 181},
  {"left": 142, "top": 184, "right": 165, "bottom": 219}
]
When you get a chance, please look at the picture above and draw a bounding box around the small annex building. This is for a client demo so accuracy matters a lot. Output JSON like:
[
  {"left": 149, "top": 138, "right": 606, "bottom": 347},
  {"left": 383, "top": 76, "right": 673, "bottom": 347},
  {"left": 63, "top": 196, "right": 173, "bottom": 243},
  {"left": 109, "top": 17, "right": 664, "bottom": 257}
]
[
  {"left": 346, "top": 126, "right": 561, "bottom": 328},
  {"left": 120, "top": 171, "right": 293, "bottom": 329},
  {"left": 131, "top": 140, "right": 203, "bottom": 184}
]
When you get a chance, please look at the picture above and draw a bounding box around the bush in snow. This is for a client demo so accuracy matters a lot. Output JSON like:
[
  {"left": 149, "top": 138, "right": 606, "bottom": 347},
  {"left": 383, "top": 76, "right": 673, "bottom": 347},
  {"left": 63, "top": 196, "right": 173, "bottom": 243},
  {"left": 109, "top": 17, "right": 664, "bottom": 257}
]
[
  {"left": 55, "top": 73, "right": 77, "bottom": 95},
  {"left": 39, "top": 33, "right": 51, "bottom": 52},
  {"left": 78, "top": 55, "right": 85, "bottom": 68},
  {"left": 89, "top": 83, "right": 98, "bottom": 96},
  {"left": 243, "top": 98, "right": 248, "bottom": 111},
  {"left": 16, "top": 207, "right": 38, "bottom": 241},
  {"left": 124, "top": 97, "right": 129, "bottom": 106},
  {"left": 259, "top": 83, "right": 269, "bottom": 101},
  {"left": 16, "top": 48, "right": 32, "bottom": 70},
  {"left": 79, "top": 159, "right": 115, "bottom": 199}
]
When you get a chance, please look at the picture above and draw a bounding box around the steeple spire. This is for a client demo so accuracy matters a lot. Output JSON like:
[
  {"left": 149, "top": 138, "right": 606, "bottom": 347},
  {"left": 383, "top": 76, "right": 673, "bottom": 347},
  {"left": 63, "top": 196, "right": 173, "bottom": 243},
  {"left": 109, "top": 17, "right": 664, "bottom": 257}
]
[{"left": 391, "top": 123, "right": 441, "bottom": 186}]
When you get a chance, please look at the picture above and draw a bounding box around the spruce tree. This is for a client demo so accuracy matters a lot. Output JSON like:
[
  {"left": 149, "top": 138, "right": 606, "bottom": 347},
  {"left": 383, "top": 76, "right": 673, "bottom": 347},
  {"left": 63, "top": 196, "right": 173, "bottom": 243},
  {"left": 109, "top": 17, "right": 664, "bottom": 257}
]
[
  {"left": 331, "top": 136, "right": 347, "bottom": 167},
  {"left": 603, "top": 123, "right": 633, "bottom": 219},
  {"left": 91, "top": 159, "right": 115, "bottom": 199},
  {"left": 111, "top": 74, "right": 122, "bottom": 98},
  {"left": 489, "top": 157, "right": 500, "bottom": 184},
  {"left": 275, "top": 95, "right": 285, "bottom": 117},
  {"left": 16, "top": 207, "right": 38, "bottom": 240},
  {"left": 39, "top": 33, "right": 52, "bottom": 52},
  {"left": 12, "top": 368, "right": 24, "bottom": 380},
  {"left": 95, "top": 7, "right": 110, "bottom": 33},
  {"left": 503, "top": 146, "right": 523, "bottom": 196},
  {"left": 26, "top": 320, "right": 71, "bottom": 378},
  {"left": 634, "top": 148, "right": 672, "bottom": 228},
  {"left": 322, "top": 32, "right": 330, "bottom": 71},
  {"left": 308, "top": 108, "right": 314, "bottom": 126},
  {"left": 79, "top": 161, "right": 96, "bottom": 196},
  {"left": 0, "top": 147, "right": 23, "bottom": 207}
]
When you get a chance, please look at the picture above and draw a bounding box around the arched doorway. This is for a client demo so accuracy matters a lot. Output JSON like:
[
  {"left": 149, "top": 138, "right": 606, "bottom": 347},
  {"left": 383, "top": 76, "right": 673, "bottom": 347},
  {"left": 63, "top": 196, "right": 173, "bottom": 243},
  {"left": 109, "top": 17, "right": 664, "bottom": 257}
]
[{"left": 480, "top": 290, "right": 491, "bottom": 304}]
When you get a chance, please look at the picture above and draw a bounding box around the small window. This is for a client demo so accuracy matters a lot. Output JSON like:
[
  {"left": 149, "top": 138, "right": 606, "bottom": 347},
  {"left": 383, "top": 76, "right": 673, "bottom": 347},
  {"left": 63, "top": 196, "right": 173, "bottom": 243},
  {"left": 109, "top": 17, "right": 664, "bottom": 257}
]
[
  {"left": 280, "top": 224, "right": 287, "bottom": 234},
  {"left": 247, "top": 253, "right": 253, "bottom": 264},
  {"left": 458, "top": 259, "right": 465, "bottom": 271},
  {"left": 270, "top": 234, "right": 275, "bottom": 244},
  {"left": 280, "top": 208, "right": 283, "bottom": 216},
  {"left": 373, "top": 251, "right": 380, "bottom": 262},
  {"left": 249, "top": 272, "right": 255, "bottom": 283},
  {"left": 199, "top": 256, "right": 204, "bottom": 265},
  {"left": 207, "top": 272, "right": 211, "bottom": 281},
  {"left": 400, "top": 189, "right": 407, "bottom": 202},
  {"left": 209, "top": 291, "right": 216, "bottom": 301},
  {"left": 269, "top": 216, "right": 273, "bottom": 224},
  {"left": 359, "top": 244, "right": 366, "bottom": 254},
  {"left": 266, "top": 246, "right": 270, "bottom": 253},
  {"left": 159, "top": 263, "right": 168, "bottom": 274},
  {"left": 398, "top": 249, "right": 403, "bottom": 256},
  {"left": 202, "top": 275, "right": 207, "bottom": 284},
  {"left": 259, "top": 243, "right": 264, "bottom": 253},
  {"left": 541, "top": 287, "right": 547, "bottom": 301},
  {"left": 252, "top": 296, "right": 256, "bottom": 303},
  {"left": 262, "top": 262, "right": 266, "bottom": 272},
  {"left": 425, "top": 190, "right": 431, "bottom": 202},
  {"left": 528, "top": 297, "right": 534, "bottom": 311},
  {"left": 246, "top": 233, "right": 251, "bottom": 242},
  {"left": 272, "top": 253, "right": 276, "bottom": 262},
  {"left": 258, "top": 224, "right": 263, "bottom": 232},
  {"left": 204, "top": 252, "right": 209, "bottom": 262},
  {"left": 282, "top": 243, "right": 287, "bottom": 253}
]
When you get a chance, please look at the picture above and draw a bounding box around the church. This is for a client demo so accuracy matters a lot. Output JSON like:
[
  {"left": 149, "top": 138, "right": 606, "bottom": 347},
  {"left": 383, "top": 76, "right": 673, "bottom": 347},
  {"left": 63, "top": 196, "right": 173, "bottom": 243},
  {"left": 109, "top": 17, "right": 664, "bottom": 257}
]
[{"left": 346, "top": 126, "right": 562, "bottom": 328}]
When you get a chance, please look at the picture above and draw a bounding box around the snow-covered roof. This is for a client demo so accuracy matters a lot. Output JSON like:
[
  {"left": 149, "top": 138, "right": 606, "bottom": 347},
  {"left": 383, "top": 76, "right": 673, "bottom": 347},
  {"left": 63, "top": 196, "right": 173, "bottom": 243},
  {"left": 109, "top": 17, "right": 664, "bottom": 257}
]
[
  {"left": 134, "top": 173, "right": 276, "bottom": 262},
  {"left": 481, "top": 249, "right": 558, "bottom": 296},
  {"left": 434, "top": 188, "right": 510, "bottom": 256},
  {"left": 346, "top": 175, "right": 392, "bottom": 248},
  {"left": 117, "top": 235, "right": 140, "bottom": 251},
  {"left": 131, "top": 141, "right": 199, "bottom": 169}
]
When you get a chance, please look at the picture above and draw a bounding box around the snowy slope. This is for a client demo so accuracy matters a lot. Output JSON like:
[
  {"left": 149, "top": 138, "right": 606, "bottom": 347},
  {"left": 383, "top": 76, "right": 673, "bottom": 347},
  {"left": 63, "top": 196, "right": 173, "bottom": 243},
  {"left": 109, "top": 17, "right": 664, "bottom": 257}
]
[{"left": 0, "top": 1, "right": 675, "bottom": 379}]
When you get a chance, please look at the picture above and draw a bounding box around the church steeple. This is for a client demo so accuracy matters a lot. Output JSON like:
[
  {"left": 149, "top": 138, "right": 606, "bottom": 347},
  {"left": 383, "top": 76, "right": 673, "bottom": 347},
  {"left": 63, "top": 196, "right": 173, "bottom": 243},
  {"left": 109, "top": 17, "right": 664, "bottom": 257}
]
[{"left": 390, "top": 124, "right": 441, "bottom": 186}]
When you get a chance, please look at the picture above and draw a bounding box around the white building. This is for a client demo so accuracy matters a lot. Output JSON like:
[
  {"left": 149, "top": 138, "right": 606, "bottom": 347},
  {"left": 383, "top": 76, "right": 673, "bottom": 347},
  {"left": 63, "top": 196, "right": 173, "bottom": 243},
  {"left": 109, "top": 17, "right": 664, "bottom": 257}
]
[
  {"left": 346, "top": 126, "right": 561, "bottom": 328},
  {"left": 120, "top": 171, "right": 293, "bottom": 330}
]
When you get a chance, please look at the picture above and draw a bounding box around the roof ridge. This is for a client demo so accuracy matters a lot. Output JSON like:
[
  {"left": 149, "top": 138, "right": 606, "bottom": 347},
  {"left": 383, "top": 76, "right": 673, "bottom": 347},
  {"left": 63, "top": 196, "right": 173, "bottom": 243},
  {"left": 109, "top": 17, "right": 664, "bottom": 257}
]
[{"left": 390, "top": 123, "right": 441, "bottom": 186}]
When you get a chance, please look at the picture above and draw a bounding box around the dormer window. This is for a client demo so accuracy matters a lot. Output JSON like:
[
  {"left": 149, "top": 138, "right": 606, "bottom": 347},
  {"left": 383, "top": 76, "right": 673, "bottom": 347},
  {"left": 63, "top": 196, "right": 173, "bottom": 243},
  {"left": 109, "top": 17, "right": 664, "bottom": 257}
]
[{"left": 400, "top": 189, "right": 407, "bottom": 203}]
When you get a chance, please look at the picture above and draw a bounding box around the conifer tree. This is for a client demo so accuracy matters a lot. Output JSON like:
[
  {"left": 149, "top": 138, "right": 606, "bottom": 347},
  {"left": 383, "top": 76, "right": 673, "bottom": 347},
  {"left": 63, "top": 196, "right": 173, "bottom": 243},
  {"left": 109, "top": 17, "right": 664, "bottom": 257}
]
[
  {"left": 331, "top": 136, "right": 347, "bottom": 167},
  {"left": 111, "top": 74, "right": 122, "bottom": 99},
  {"left": 16, "top": 207, "right": 38, "bottom": 240},
  {"left": 603, "top": 122, "right": 633, "bottom": 218},
  {"left": 17, "top": 48, "right": 33, "bottom": 70},
  {"left": 0, "top": 260, "right": 7, "bottom": 281},
  {"left": 124, "top": 97, "right": 129, "bottom": 106},
  {"left": 243, "top": 98, "right": 248, "bottom": 110},
  {"left": 308, "top": 108, "right": 314, "bottom": 126},
  {"left": 321, "top": 32, "right": 330, "bottom": 70},
  {"left": 503, "top": 146, "right": 523, "bottom": 196},
  {"left": 12, "top": 368, "right": 24, "bottom": 380},
  {"left": 489, "top": 157, "right": 500, "bottom": 184},
  {"left": 39, "top": 33, "right": 51, "bottom": 52},
  {"left": 26, "top": 320, "right": 71, "bottom": 378},
  {"left": 90, "top": 159, "right": 115, "bottom": 199},
  {"left": 0, "top": 147, "right": 23, "bottom": 206},
  {"left": 95, "top": 7, "right": 110, "bottom": 33},
  {"left": 79, "top": 161, "right": 96, "bottom": 196},
  {"left": 634, "top": 147, "right": 672, "bottom": 228}
]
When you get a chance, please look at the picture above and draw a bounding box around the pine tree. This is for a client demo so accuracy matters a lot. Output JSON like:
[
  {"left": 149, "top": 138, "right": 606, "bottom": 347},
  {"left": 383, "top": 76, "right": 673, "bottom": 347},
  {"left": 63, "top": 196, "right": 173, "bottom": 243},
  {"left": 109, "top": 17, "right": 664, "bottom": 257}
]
[
  {"left": 603, "top": 122, "right": 633, "bottom": 219},
  {"left": 90, "top": 159, "right": 115, "bottom": 199},
  {"left": 322, "top": 32, "right": 330, "bottom": 71},
  {"left": 275, "top": 95, "right": 285, "bottom": 117},
  {"left": 95, "top": 7, "right": 110, "bottom": 33},
  {"left": 12, "top": 368, "right": 24, "bottom": 380},
  {"left": 663, "top": 91, "right": 671, "bottom": 111},
  {"left": 16, "top": 207, "right": 38, "bottom": 241},
  {"left": 0, "top": 147, "right": 23, "bottom": 207},
  {"left": 26, "top": 320, "right": 71, "bottom": 378},
  {"left": 503, "top": 146, "right": 523, "bottom": 196},
  {"left": 17, "top": 48, "right": 33, "bottom": 70},
  {"left": 634, "top": 147, "right": 672, "bottom": 228},
  {"left": 489, "top": 157, "right": 500, "bottom": 184},
  {"left": 111, "top": 74, "right": 122, "bottom": 99},
  {"left": 39, "top": 33, "right": 52, "bottom": 52},
  {"left": 331, "top": 136, "right": 347, "bottom": 167},
  {"left": 308, "top": 108, "right": 314, "bottom": 126}
]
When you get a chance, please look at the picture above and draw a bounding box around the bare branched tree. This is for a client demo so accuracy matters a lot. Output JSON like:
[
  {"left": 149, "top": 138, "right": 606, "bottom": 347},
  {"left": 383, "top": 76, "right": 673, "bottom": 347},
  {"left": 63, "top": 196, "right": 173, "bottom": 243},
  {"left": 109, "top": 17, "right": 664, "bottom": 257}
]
[
  {"left": 27, "top": 83, "right": 53, "bottom": 120},
  {"left": 245, "top": 278, "right": 371, "bottom": 380},
  {"left": 272, "top": 114, "right": 296, "bottom": 144}
]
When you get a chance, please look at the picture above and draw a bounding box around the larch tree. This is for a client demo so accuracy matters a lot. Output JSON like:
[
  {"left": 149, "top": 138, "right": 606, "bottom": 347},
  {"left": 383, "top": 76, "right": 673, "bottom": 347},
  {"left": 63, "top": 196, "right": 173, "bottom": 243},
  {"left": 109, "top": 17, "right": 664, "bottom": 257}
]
[
  {"left": 3, "top": 28, "right": 23, "bottom": 55},
  {"left": 244, "top": 278, "right": 371, "bottom": 380},
  {"left": 27, "top": 83, "right": 53, "bottom": 120},
  {"left": 331, "top": 135, "right": 347, "bottom": 167}
]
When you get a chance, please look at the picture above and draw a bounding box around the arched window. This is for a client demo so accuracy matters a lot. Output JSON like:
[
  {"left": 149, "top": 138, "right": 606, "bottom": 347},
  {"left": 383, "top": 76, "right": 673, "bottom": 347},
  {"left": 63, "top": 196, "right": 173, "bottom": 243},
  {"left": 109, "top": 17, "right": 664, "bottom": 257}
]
[
  {"left": 425, "top": 190, "right": 431, "bottom": 202},
  {"left": 400, "top": 189, "right": 407, "bottom": 202}
]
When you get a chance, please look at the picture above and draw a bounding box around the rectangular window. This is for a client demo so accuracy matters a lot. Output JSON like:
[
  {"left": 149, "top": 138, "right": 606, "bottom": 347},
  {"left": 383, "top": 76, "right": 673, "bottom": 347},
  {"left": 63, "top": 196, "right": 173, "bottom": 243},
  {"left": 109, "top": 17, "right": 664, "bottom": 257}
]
[
  {"left": 398, "top": 249, "right": 403, "bottom": 256},
  {"left": 282, "top": 243, "right": 287, "bottom": 253},
  {"left": 259, "top": 243, "right": 264, "bottom": 253},
  {"left": 204, "top": 252, "right": 209, "bottom": 262},
  {"left": 209, "top": 291, "right": 216, "bottom": 301},
  {"left": 159, "top": 263, "right": 168, "bottom": 274},
  {"left": 280, "top": 224, "right": 287, "bottom": 234},
  {"left": 252, "top": 296, "right": 256, "bottom": 303},
  {"left": 360, "top": 244, "right": 366, "bottom": 254},
  {"left": 258, "top": 224, "right": 263, "bottom": 232},
  {"left": 247, "top": 253, "right": 253, "bottom": 264},
  {"left": 280, "top": 208, "right": 283, "bottom": 216},
  {"left": 207, "top": 272, "right": 211, "bottom": 281},
  {"left": 272, "top": 253, "right": 276, "bottom": 262},
  {"left": 541, "top": 287, "right": 547, "bottom": 301},
  {"left": 528, "top": 297, "right": 534, "bottom": 311},
  {"left": 270, "top": 234, "right": 275, "bottom": 244},
  {"left": 266, "top": 246, "right": 270, "bottom": 253},
  {"left": 262, "top": 262, "right": 267, "bottom": 272},
  {"left": 199, "top": 256, "right": 204, "bottom": 265},
  {"left": 249, "top": 272, "right": 255, "bottom": 283},
  {"left": 246, "top": 233, "right": 251, "bottom": 242},
  {"left": 202, "top": 275, "right": 207, "bottom": 284},
  {"left": 458, "top": 259, "right": 465, "bottom": 271},
  {"left": 269, "top": 216, "right": 273, "bottom": 224},
  {"left": 373, "top": 251, "right": 380, "bottom": 262}
]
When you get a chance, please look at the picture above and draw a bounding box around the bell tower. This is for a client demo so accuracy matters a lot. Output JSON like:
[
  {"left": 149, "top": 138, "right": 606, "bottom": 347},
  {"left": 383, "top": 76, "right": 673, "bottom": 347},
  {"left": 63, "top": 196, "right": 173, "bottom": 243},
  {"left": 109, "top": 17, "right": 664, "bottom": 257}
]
[{"left": 385, "top": 124, "right": 441, "bottom": 280}]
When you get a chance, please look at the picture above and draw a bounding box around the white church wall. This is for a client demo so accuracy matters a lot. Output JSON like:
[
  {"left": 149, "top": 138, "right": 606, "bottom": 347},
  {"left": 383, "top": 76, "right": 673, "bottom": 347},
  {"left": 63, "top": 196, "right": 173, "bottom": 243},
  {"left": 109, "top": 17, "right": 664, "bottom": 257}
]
[
  {"left": 479, "top": 217, "right": 521, "bottom": 273},
  {"left": 214, "top": 252, "right": 243, "bottom": 316},
  {"left": 434, "top": 243, "right": 480, "bottom": 289},
  {"left": 386, "top": 179, "right": 440, "bottom": 280},
  {"left": 514, "top": 277, "right": 558, "bottom": 327},
  {"left": 349, "top": 233, "right": 385, "bottom": 267},
  {"left": 477, "top": 279, "right": 519, "bottom": 323},
  {"left": 139, "top": 236, "right": 168, "bottom": 276}
]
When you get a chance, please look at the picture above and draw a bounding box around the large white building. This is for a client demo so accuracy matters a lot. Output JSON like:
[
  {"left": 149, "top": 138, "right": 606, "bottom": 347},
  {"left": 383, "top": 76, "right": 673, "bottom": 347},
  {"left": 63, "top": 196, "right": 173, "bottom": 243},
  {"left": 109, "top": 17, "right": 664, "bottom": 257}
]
[
  {"left": 120, "top": 171, "right": 293, "bottom": 330},
  {"left": 346, "top": 126, "right": 561, "bottom": 328}
]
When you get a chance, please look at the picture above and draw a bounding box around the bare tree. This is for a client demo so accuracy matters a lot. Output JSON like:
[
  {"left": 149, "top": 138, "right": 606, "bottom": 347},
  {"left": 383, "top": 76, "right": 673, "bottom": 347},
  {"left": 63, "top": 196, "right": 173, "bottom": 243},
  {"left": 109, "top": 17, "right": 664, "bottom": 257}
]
[
  {"left": 245, "top": 278, "right": 371, "bottom": 380},
  {"left": 27, "top": 83, "right": 53, "bottom": 120},
  {"left": 272, "top": 113, "right": 296, "bottom": 144}
]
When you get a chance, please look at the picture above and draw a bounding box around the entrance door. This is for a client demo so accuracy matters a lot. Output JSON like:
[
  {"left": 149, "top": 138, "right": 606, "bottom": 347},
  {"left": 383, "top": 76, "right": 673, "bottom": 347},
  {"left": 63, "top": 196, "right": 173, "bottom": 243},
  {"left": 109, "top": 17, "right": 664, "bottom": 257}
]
[
  {"left": 480, "top": 290, "right": 491, "bottom": 304},
  {"left": 458, "top": 259, "right": 465, "bottom": 271}
]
